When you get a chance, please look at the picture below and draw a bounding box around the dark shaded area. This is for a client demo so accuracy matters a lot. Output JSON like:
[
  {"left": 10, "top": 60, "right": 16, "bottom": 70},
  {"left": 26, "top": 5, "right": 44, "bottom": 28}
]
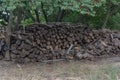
[{"left": 0, "top": 39, "right": 8, "bottom": 58}]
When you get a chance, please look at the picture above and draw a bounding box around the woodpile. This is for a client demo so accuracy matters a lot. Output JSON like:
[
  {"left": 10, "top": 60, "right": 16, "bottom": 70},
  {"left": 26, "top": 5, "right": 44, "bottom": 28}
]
[{"left": 10, "top": 23, "right": 120, "bottom": 63}]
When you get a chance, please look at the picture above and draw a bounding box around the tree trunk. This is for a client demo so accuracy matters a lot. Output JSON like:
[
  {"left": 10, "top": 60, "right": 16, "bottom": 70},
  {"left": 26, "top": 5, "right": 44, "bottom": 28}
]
[
  {"left": 56, "top": 7, "right": 65, "bottom": 22},
  {"left": 35, "top": 8, "right": 40, "bottom": 23},
  {"left": 15, "top": 6, "right": 23, "bottom": 30},
  {"left": 41, "top": 2, "right": 48, "bottom": 22},
  {"left": 5, "top": 10, "right": 13, "bottom": 60}
]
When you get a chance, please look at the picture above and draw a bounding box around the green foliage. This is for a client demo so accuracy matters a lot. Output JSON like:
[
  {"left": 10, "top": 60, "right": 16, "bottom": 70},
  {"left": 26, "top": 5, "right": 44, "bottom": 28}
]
[
  {"left": 79, "top": 6, "right": 106, "bottom": 29},
  {"left": 42, "top": 0, "right": 106, "bottom": 16},
  {"left": 107, "top": 13, "right": 120, "bottom": 30},
  {"left": 62, "top": 12, "right": 80, "bottom": 23},
  {"left": 21, "top": 18, "right": 33, "bottom": 26},
  {"left": 0, "top": 0, "right": 120, "bottom": 30}
]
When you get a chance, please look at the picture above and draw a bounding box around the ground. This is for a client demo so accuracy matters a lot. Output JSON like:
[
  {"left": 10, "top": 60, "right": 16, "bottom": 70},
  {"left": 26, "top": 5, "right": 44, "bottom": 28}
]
[{"left": 0, "top": 57, "right": 120, "bottom": 80}]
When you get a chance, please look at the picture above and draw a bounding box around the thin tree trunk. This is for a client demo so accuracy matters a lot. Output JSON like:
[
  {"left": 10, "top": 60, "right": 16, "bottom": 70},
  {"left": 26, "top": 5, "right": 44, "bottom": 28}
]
[
  {"left": 35, "top": 8, "right": 40, "bottom": 23},
  {"left": 5, "top": 10, "right": 13, "bottom": 60},
  {"left": 15, "top": 6, "right": 23, "bottom": 30},
  {"left": 102, "top": 2, "right": 111, "bottom": 29},
  {"left": 56, "top": 7, "right": 65, "bottom": 22},
  {"left": 7, "top": 11, "right": 12, "bottom": 44},
  {"left": 41, "top": 2, "right": 48, "bottom": 22}
]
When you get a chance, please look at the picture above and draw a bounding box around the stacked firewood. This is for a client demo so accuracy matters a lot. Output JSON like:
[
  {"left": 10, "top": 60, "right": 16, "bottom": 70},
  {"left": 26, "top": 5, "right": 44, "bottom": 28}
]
[{"left": 10, "top": 23, "right": 120, "bottom": 63}]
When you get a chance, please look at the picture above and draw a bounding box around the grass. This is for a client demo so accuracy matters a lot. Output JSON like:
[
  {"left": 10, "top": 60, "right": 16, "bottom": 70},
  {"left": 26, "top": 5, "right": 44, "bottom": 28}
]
[
  {"left": 0, "top": 59, "right": 120, "bottom": 80},
  {"left": 87, "top": 64, "right": 120, "bottom": 80}
]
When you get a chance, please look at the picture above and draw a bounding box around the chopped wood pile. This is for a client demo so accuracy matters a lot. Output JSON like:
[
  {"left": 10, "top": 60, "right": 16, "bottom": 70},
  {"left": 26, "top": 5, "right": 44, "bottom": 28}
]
[{"left": 10, "top": 23, "right": 120, "bottom": 63}]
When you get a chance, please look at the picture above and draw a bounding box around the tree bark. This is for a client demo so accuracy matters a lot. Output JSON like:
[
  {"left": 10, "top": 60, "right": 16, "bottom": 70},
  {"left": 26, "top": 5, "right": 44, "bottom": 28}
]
[
  {"left": 41, "top": 2, "right": 48, "bottom": 22},
  {"left": 5, "top": 10, "right": 13, "bottom": 60},
  {"left": 56, "top": 7, "right": 65, "bottom": 22}
]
